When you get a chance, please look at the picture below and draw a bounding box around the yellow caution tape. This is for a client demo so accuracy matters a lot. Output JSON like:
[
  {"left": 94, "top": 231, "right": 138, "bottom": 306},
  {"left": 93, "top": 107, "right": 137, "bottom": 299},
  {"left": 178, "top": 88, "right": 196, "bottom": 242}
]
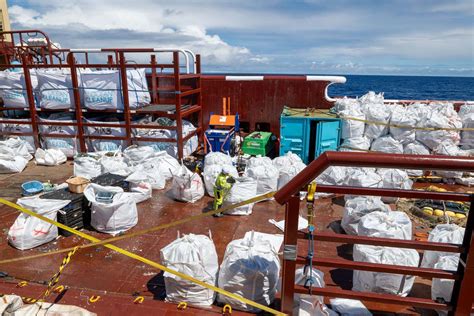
[
  {"left": 42, "top": 246, "right": 79, "bottom": 298},
  {"left": 0, "top": 192, "right": 275, "bottom": 265},
  {"left": 0, "top": 196, "right": 286, "bottom": 315}
]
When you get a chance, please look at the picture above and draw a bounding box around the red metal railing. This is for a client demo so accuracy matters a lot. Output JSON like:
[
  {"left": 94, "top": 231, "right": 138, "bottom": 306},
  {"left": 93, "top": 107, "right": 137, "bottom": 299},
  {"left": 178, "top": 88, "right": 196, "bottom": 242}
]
[
  {"left": 0, "top": 30, "right": 203, "bottom": 159},
  {"left": 274, "top": 151, "right": 474, "bottom": 315}
]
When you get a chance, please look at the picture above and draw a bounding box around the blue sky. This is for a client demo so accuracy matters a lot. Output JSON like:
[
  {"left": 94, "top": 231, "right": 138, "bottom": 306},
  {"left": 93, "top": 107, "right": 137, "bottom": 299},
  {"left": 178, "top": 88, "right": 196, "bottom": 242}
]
[{"left": 7, "top": 0, "right": 474, "bottom": 76}]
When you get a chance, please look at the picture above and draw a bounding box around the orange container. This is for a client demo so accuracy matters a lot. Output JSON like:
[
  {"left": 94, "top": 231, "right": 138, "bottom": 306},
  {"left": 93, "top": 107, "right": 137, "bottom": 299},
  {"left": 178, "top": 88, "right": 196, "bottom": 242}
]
[{"left": 66, "top": 177, "right": 90, "bottom": 193}]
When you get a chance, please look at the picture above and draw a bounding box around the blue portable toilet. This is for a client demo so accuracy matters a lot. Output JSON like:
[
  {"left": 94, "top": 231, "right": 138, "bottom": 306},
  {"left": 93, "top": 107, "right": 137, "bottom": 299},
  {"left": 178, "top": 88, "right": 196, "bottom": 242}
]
[{"left": 279, "top": 106, "right": 341, "bottom": 163}]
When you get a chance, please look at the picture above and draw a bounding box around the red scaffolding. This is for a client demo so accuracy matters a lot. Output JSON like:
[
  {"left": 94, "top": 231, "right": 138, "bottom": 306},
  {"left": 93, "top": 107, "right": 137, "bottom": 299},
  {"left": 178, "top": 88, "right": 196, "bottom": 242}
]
[{"left": 0, "top": 30, "right": 203, "bottom": 160}]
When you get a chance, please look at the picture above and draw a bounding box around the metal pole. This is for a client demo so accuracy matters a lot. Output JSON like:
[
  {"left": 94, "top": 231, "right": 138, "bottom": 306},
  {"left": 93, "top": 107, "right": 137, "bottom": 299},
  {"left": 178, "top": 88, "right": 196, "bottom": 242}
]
[
  {"left": 450, "top": 193, "right": 474, "bottom": 315},
  {"left": 67, "top": 53, "right": 86, "bottom": 152},
  {"left": 21, "top": 54, "right": 40, "bottom": 149},
  {"left": 173, "top": 51, "right": 184, "bottom": 159},
  {"left": 281, "top": 195, "right": 300, "bottom": 315},
  {"left": 119, "top": 52, "right": 132, "bottom": 147}
]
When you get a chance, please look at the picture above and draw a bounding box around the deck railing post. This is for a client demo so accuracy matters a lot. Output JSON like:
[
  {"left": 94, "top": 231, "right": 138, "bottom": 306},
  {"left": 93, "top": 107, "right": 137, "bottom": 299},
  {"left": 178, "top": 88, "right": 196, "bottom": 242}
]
[
  {"left": 281, "top": 195, "right": 300, "bottom": 315},
  {"left": 450, "top": 193, "right": 474, "bottom": 315},
  {"left": 67, "top": 53, "right": 86, "bottom": 152}
]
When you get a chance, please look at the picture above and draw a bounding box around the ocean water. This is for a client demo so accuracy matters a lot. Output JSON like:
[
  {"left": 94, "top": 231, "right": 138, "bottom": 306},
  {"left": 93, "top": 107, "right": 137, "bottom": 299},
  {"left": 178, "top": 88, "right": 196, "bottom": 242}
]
[{"left": 328, "top": 75, "right": 474, "bottom": 101}]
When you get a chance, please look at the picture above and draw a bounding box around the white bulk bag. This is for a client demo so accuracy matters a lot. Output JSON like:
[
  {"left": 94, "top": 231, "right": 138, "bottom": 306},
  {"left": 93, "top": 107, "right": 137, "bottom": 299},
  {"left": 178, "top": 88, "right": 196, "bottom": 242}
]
[
  {"left": 204, "top": 151, "right": 233, "bottom": 168},
  {"left": 432, "top": 255, "right": 459, "bottom": 313},
  {"left": 223, "top": 177, "right": 257, "bottom": 215},
  {"left": 433, "top": 141, "right": 468, "bottom": 179},
  {"left": 416, "top": 103, "right": 462, "bottom": 150},
  {"left": 142, "top": 151, "right": 181, "bottom": 180},
  {"left": 38, "top": 113, "right": 78, "bottom": 157},
  {"left": 294, "top": 266, "right": 327, "bottom": 316},
  {"left": 245, "top": 163, "right": 279, "bottom": 195},
  {"left": 333, "top": 97, "right": 361, "bottom": 113},
  {"left": 363, "top": 103, "right": 390, "bottom": 140},
  {"left": 126, "top": 180, "right": 152, "bottom": 204},
  {"left": 339, "top": 136, "right": 371, "bottom": 152},
  {"left": 170, "top": 165, "right": 204, "bottom": 203},
  {"left": 358, "top": 211, "right": 412, "bottom": 240},
  {"left": 37, "top": 70, "right": 74, "bottom": 109},
  {"left": 84, "top": 117, "right": 126, "bottom": 152},
  {"left": 359, "top": 91, "right": 384, "bottom": 105},
  {"left": 7, "top": 197, "right": 70, "bottom": 250},
  {"left": 376, "top": 169, "right": 413, "bottom": 203},
  {"left": 246, "top": 156, "right": 273, "bottom": 169},
  {"left": 0, "top": 118, "right": 36, "bottom": 153},
  {"left": 370, "top": 136, "right": 403, "bottom": 154},
  {"left": 203, "top": 164, "right": 239, "bottom": 197},
  {"left": 217, "top": 233, "right": 280, "bottom": 312},
  {"left": 341, "top": 196, "right": 391, "bottom": 235},
  {"left": 316, "top": 166, "right": 347, "bottom": 186},
  {"left": 403, "top": 141, "right": 431, "bottom": 176},
  {"left": 459, "top": 104, "right": 474, "bottom": 149},
  {"left": 100, "top": 155, "right": 130, "bottom": 176},
  {"left": 421, "top": 224, "right": 465, "bottom": 268},
  {"left": 126, "top": 164, "right": 166, "bottom": 190},
  {"left": 127, "top": 68, "right": 151, "bottom": 109},
  {"left": 0, "top": 155, "right": 28, "bottom": 174},
  {"left": 0, "top": 137, "right": 33, "bottom": 160},
  {"left": 84, "top": 184, "right": 138, "bottom": 235},
  {"left": 272, "top": 151, "right": 303, "bottom": 170},
  {"left": 74, "top": 155, "right": 102, "bottom": 179},
  {"left": 81, "top": 70, "right": 122, "bottom": 110},
  {"left": 345, "top": 168, "right": 382, "bottom": 189},
  {"left": 277, "top": 161, "right": 306, "bottom": 189},
  {"left": 389, "top": 104, "right": 417, "bottom": 145},
  {"left": 34, "top": 148, "right": 67, "bottom": 166},
  {"left": 160, "top": 234, "right": 218, "bottom": 306},
  {"left": 339, "top": 108, "right": 365, "bottom": 139},
  {"left": 123, "top": 145, "right": 156, "bottom": 166},
  {"left": 353, "top": 244, "right": 420, "bottom": 296},
  {"left": 0, "top": 71, "right": 33, "bottom": 108}
]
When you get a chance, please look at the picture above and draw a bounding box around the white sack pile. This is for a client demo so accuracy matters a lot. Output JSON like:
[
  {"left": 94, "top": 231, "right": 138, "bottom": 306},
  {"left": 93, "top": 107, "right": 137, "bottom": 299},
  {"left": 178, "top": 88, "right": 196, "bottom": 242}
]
[
  {"left": 34, "top": 148, "right": 67, "bottom": 166},
  {"left": 341, "top": 196, "right": 391, "bottom": 235},
  {"left": 0, "top": 137, "right": 33, "bottom": 173},
  {"left": 273, "top": 152, "right": 306, "bottom": 189},
  {"left": 170, "top": 165, "right": 204, "bottom": 203},
  {"left": 245, "top": 162, "right": 279, "bottom": 195},
  {"left": 459, "top": 104, "right": 474, "bottom": 150},
  {"left": 421, "top": 224, "right": 465, "bottom": 269}
]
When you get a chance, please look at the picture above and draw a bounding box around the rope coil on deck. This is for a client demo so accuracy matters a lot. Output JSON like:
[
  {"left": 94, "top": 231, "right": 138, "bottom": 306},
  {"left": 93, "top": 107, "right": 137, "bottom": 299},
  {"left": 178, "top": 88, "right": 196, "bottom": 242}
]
[{"left": 0, "top": 194, "right": 286, "bottom": 315}]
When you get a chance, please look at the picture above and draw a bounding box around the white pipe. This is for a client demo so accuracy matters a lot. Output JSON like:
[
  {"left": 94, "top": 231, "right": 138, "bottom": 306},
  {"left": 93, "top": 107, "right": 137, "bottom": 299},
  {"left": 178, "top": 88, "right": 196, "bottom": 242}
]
[
  {"left": 153, "top": 48, "right": 190, "bottom": 74},
  {"left": 182, "top": 49, "right": 196, "bottom": 74},
  {"left": 225, "top": 75, "right": 264, "bottom": 81},
  {"left": 306, "top": 75, "right": 347, "bottom": 102},
  {"left": 69, "top": 48, "right": 102, "bottom": 53}
]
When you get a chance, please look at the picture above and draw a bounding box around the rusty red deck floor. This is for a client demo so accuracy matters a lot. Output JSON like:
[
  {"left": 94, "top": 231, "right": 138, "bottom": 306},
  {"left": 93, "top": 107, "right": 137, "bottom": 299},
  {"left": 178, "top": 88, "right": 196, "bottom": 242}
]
[{"left": 0, "top": 162, "right": 469, "bottom": 315}]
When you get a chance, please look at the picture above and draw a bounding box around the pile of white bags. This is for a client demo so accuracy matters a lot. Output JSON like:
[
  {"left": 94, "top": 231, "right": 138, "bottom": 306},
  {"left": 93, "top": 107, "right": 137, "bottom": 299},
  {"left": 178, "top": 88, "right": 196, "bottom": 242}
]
[
  {"left": 339, "top": 136, "right": 371, "bottom": 152},
  {"left": 358, "top": 211, "right": 412, "bottom": 240},
  {"left": 160, "top": 234, "right": 218, "bottom": 306},
  {"left": 170, "top": 165, "right": 204, "bottom": 203},
  {"left": 123, "top": 145, "right": 156, "bottom": 166},
  {"left": 223, "top": 177, "right": 257, "bottom": 215},
  {"left": 370, "top": 136, "right": 403, "bottom": 154},
  {"left": 403, "top": 141, "right": 430, "bottom": 176},
  {"left": 341, "top": 197, "right": 391, "bottom": 235},
  {"left": 37, "top": 70, "right": 74, "bottom": 109},
  {"left": 273, "top": 152, "right": 306, "bottom": 189},
  {"left": 459, "top": 104, "right": 474, "bottom": 149},
  {"left": 376, "top": 169, "right": 413, "bottom": 203},
  {"left": 421, "top": 224, "right": 465, "bottom": 268},
  {"left": 34, "top": 148, "right": 67, "bottom": 166},
  {"left": 432, "top": 255, "right": 459, "bottom": 314},
  {"left": 141, "top": 150, "right": 181, "bottom": 180},
  {"left": 100, "top": 155, "right": 129, "bottom": 176},
  {"left": 246, "top": 156, "right": 273, "bottom": 169},
  {"left": 245, "top": 163, "right": 279, "bottom": 195},
  {"left": 7, "top": 197, "right": 70, "bottom": 250},
  {"left": 84, "top": 184, "right": 138, "bottom": 235},
  {"left": 0, "top": 138, "right": 32, "bottom": 173},
  {"left": 38, "top": 113, "right": 78, "bottom": 157},
  {"left": 128, "top": 180, "right": 152, "bottom": 204},
  {"left": 217, "top": 232, "right": 281, "bottom": 312},
  {"left": 434, "top": 141, "right": 469, "bottom": 179},
  {"left": 81, "top": 69, "right": 150, "bottom": 110},
  {"left": 334, "top": 97, "right": 365, "bottom": 139},
  {"left": 73, "top": 155, "right": 102, "bottom": 179},
  {"left": 416, "top": 103, "right": 462, "bottom": 150},
  {"left": 345, "top": 168, "right": 382, "bottom": 189},
  {"left": 126, "top": 164, "right": 166, "bottom": 190},
  {"left": 353, "top": 244, "right": 420, "bottom": 296},
  {"left": 0, "top": 118, "right": 36, "bottom": 153},
  {"left": 203, "top": 164, "right": 239, "bottom": 197},
  {"left": 84, "top": 117, "right": 127, "bottom": 152}
]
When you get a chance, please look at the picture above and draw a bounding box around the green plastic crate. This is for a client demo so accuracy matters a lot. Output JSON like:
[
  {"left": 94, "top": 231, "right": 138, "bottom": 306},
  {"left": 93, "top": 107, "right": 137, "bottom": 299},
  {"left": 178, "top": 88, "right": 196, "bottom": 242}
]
[{"left": 242, "top": 131, "right": 274, "bottom": 156}]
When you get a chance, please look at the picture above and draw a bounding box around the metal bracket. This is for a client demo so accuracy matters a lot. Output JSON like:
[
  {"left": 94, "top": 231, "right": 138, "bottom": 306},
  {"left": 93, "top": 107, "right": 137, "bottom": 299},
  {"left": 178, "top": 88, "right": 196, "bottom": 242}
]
[{"left": 283, "top": 244, "right": 297, "bottom": 261}]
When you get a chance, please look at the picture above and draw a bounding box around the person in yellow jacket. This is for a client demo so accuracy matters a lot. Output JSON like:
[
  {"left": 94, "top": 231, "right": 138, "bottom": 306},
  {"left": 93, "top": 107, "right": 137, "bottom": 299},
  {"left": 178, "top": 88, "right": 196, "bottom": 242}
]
[{"left": 213, "top": 166, "right": 235, "bottom": 217}]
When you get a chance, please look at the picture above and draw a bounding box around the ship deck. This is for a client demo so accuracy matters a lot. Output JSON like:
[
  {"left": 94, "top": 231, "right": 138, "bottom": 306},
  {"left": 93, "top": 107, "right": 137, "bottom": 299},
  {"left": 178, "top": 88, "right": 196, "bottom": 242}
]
[{"left": 0, "top": 162, "right": 469, "bottom": 315}]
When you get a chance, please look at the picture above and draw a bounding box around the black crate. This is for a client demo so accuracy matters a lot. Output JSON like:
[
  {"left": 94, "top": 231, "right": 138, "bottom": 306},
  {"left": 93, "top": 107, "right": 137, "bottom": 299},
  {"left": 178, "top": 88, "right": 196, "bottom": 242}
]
[
  {"left": 40, "top": 188, "right": 90, "bottom": 236},
  {"left": 91, "top": 173, "right": 129, "bottom": 191}
]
